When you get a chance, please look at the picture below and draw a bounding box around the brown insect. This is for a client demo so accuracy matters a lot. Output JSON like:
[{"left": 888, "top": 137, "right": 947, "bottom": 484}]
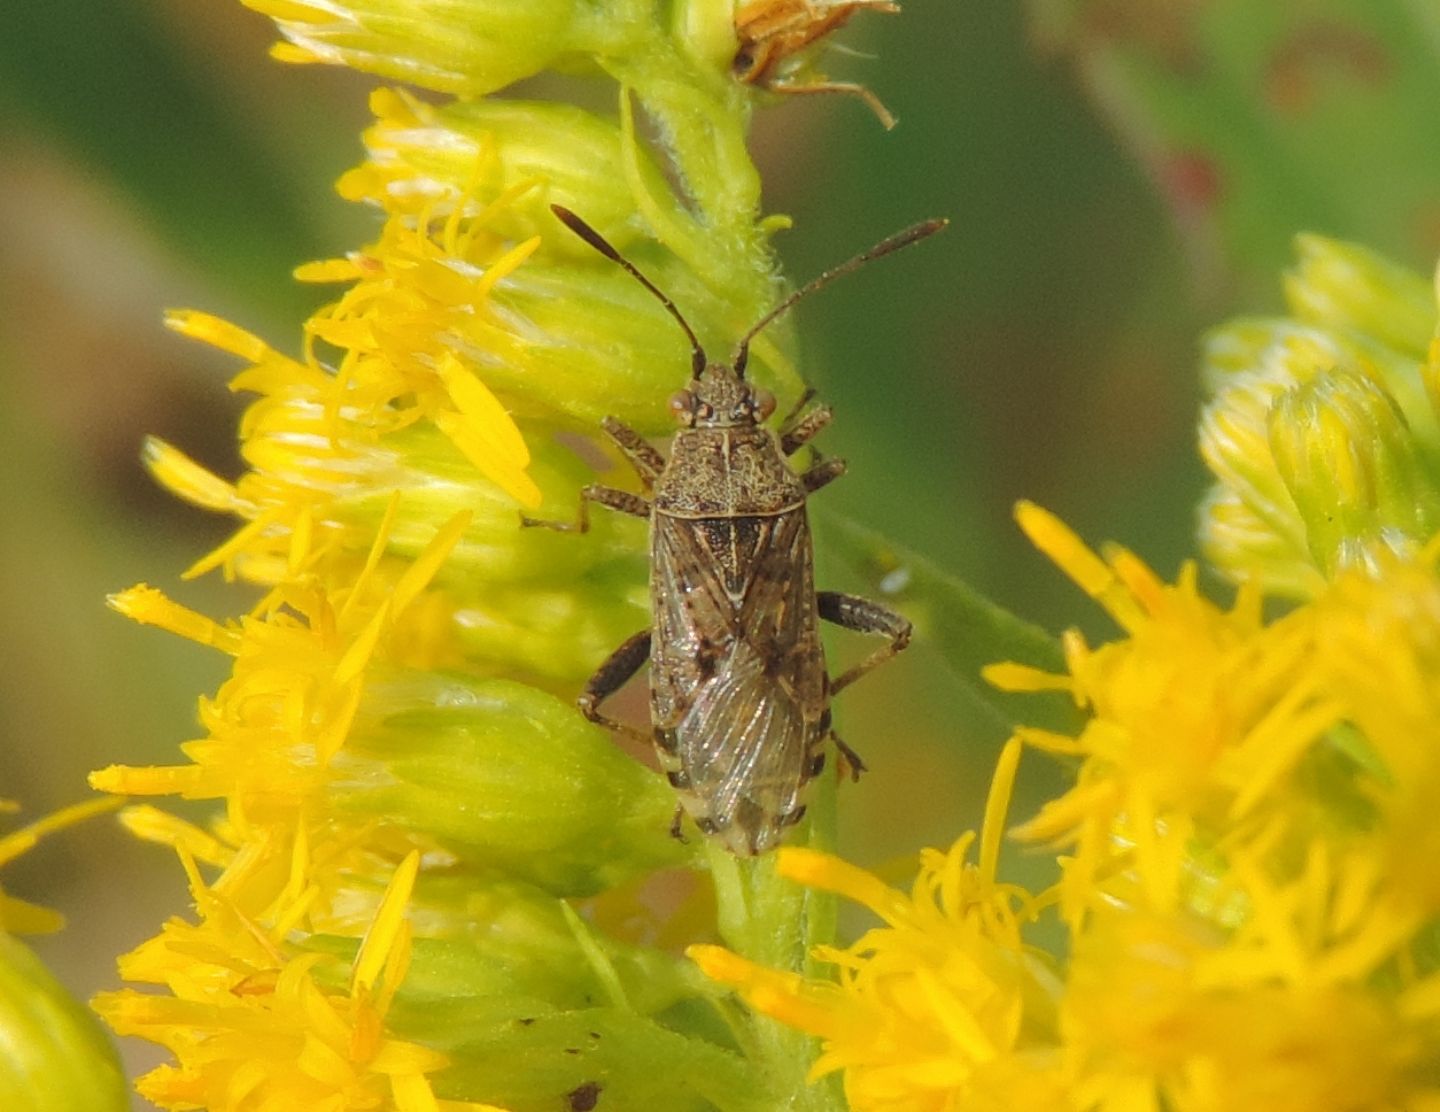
[
  {"left": 733, "top": 0, "right": 900, "bottom": 129},
  {"left": 529, "top": 205, "right": 945, "bottom": 854}
]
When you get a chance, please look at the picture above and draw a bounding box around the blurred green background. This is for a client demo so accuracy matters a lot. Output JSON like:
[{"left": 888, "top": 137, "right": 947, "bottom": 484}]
[{"left": 2, "top": 1, "right": 1437, "bottom": 1102}]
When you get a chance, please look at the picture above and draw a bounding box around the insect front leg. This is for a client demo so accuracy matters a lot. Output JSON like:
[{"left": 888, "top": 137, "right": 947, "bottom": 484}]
[
  {"left": 800, "top": 457, "right": 847, "bottom": 494},
  {"left": 577, "top": 629, "right": 652, "bottom": 743},
  {"left": 779, "top": 394, "right": 834, "bottom": 457},
  {"left": 519, "top": 485, "right": 650, "bottom": 532},
  {"left": 818, "top": 590, "right": 912, "bottom": 695},
  {"left": 601, "top": 416, "right": 666, "bottom": 487}
]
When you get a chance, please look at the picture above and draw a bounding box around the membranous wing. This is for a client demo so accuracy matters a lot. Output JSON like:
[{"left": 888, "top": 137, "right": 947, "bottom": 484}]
[{"left": 650, "top": 508, "right": 827, "bottom": 851}]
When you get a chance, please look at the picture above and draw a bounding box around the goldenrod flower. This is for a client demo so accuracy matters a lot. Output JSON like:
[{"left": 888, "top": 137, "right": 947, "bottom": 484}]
[
  {"left": 99, "top": 0, "right": 898, "bottom": 1107},
  {"left": 691, "top": 738, "right": 1072, "bottom": 1111},
  {"left": 695, "top": 503, "right": 1440, "bottom": 1110},
  {"left": 94, "top": 847, "right": 507, "bottom": 1110}
]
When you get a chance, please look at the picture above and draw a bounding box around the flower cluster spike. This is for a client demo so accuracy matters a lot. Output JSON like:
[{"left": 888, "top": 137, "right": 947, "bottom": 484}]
[
  {"left": 698, "top": 495, "right": 1440, "bottom": 1109},
  {"left": 95, "top": 1, "right": 898, "bottom": 1109}
]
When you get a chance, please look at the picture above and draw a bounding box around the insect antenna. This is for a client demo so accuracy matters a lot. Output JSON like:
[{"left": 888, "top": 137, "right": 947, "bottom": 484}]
[
  {"left": 550, "top": 204, "right": 707, "bottom": 378},
  {"left": 732, "top": 217, "right": 948, "bottom": 377}
]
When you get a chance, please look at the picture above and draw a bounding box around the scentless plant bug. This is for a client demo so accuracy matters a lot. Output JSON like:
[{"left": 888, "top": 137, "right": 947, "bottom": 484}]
[{"left": 528, "top": 205, "right": 946, "bottom": 854}]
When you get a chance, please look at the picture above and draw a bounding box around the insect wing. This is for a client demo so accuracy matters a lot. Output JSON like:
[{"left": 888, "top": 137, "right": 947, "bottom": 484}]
[{"left": 650, "top": 509, "right": 825, "bottom": 850}]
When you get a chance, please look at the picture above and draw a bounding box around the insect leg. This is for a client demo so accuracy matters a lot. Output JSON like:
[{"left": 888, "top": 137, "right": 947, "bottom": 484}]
[
  {"left": 780, "top": 399, "right": 834, "bottom": 456},
  {"left": 830, "top": 731, "right": 868, "bottom": 780},
  {"left": 576, "top": 629, "right": 652, "bottom": 741},
  {"left": 817, "top": 590, "right": 912, "bottom": 694},
  {"left": 800, "top": 457, "right": 847, "bottom": 494},
  {"left": 768, "top": 81, "right": 897, "bottom": 131},
  {"left": 520, "top": 484, "right": 650, "bottom": 532},
  {"left": 601, "top": 416, "right": 666, "bottom": 486},
  {"left": 777, "top": 386, "right": 816, "bottom": 428}
]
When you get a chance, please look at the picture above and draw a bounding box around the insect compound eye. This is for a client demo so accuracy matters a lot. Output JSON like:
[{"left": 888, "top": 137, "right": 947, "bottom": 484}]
[
  {"left": 669, "top": 390, "right": 696, "bottom": 424},
  {"left": 752, "top": 389, "right": 776, "bottom": 421}
]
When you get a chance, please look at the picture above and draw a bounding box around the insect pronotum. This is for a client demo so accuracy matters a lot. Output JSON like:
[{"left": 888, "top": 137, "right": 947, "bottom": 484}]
[{"left": 528, "top": 205, "right": 947, "bottom": 854}]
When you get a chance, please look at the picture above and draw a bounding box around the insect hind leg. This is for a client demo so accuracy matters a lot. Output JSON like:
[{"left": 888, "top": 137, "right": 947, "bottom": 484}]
[
  {"left": 818, "top": 590, "right": 912, "bottom": 695},
  {"left": 831, "top": 731, "right": 867, "bottom": 781},
  {"left": 576, "top": 629, "right": 652, "bottom": 745}
]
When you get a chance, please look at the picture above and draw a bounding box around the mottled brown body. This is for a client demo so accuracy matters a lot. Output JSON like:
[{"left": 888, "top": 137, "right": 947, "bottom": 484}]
[
  {"left": 649, "top": 422, "right": 827, "bottom": 853},
  {"left": 528, "top": 205, "right": 944, "bottom": 854}
]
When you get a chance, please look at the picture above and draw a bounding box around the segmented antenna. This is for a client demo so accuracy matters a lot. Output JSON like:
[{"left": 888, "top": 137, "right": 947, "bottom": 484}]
[
  {"left": 550, "top": 205, "right": 707, "bottom": 378},
  {"left": 732, "top": 218, "right": 948, "bottom": 377}
]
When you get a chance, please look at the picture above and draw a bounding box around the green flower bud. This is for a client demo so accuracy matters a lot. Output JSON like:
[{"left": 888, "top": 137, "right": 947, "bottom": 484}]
[
  {"left": 449, "top": 579, "right": 648, "bottom": 684},
  {"left": 232, "top": 410, "right": 648, "bottom": 587},
  {"left": 0, "top": 933, "right": 127, "bottom": 1111},
  {"left": 1267, "top": 369, "right": 1440, "bottom": 576},
  {"left": 312, "top": 880, "right": 707, "bottom": 1019},
  {"left": 333, "top": 673, "right": 690, "bottom": 894},
  {"left": 344, "top": 93, "right": 695, "bottom": 271},
  {"left": 1196, "top": 487, "right": 1325, "bottom": 600},
  {"left": 1284, "top": 234, "right": 1435, "bottom": 360},
  {"left": 246, "top": 0, "right": 579, "bottom": 96},
  {"left": 488, "top": 247, "right": 794, "bottom": 432},
  {"left": 1199, "top": 240, "right": 1440, "bottom": 596},
  {"left": 1198, "top": 371, "right": 1308, "bottom": 562}
]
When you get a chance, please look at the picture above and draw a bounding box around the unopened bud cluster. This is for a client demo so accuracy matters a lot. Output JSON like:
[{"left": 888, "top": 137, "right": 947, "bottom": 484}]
[{"left": 1199, "top": 236, "right": 1440, "bottom": 595}]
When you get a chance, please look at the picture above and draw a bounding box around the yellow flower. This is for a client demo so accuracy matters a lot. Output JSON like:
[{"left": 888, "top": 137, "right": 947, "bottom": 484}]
[
  {"left": 109, "top": 0, "right": 906, "bottom": 1106},
  {"left": 690, "top": 739, "right": 1072, "bottom": 1111},
  {"left": 1310, "top": 545, "right": 1440, "bottom": 926},
  {"left": 986, "top": 503, "right": 1341, "bottom": 925},
  {"left": 94, "top": 847, "right": 502, "bottom": 1111},
  {"left": 694, "top": 504, "right": 1440, "bottom": 1111},
  {"left": 1061, "top": 907, "right": 1426, "bottom": 1112}
]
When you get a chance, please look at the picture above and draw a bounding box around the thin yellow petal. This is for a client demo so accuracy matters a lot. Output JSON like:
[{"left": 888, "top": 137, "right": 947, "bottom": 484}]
[
  {"left": 1014, "top": 501, "right": 1145, "bottom": 632},
  {"left": 776, "top": 848, "right": 912, "bottom": 924},
  {"left": 434, "top": 409, "right": 543, "bottom": 509},
  {"left": 294, "top": 258, "right": 365, "bottom": 283},
  {"left": 142, "top": 437, "right": 248, "bottom": 513},
  {"left": 435, "top": 353, "right": 530, "bottom": 467},
  {"left": 981, "top": 661, "right": 1072, "bottom": 693},
  {"left": 980, "top": 737, "right": 1022, "bottom": 887},
  {"left": 108, "top": 585, "right": 243, "bottom": 653},
  {"left": 117, "top": 805, "right": 233, "bottom": 867},
  {"left": 89, "top": 763, "right": 206, "bottom": 796},
  {"left": 165, "top": 309, "right": 274, "bottom": 362},
  {"left": 0, "top": 894, "right": 66, "bottom": 935},
  {"left": 687, "top": 945, "right": 843, "bottom": 1038},
  {"left": 352, "top": 851, "right": 421, "bottom": 996},
  {"left": 389, "top": 509, "right": 472, "bottom": 617}
]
